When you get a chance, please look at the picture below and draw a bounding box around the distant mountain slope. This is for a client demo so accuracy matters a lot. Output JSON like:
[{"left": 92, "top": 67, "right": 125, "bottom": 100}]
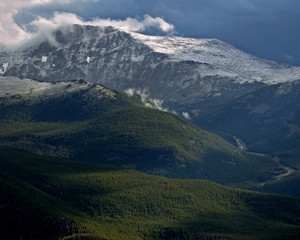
[
  {"left": 194, "top": 80, "right": 300, "bottom": 196},
  {"left": 1, "top": 24, "right": 300, "bottom": 119},
  {"left": 196, "top": 80, "right": 300, "bottom": 162},
  {"left": 1, "top": 25, "right": 299, "bottom": 176},
  {"left": 1, "top": 149, "right": 300, "bottom": 240},
  {"left": 0, "top": 76, "right": 277, "bottom": 187}
]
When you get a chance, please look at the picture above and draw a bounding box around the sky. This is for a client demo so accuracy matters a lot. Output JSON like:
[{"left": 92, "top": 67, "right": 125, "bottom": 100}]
[{"left": 1, "top": 0, "right": 300, "bottom": 66}]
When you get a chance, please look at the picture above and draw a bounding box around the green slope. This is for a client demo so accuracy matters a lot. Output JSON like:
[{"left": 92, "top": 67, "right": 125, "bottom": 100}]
[
  {"left": 0, "top": 149, "right": 299, "bottom": 240},
  {"left": 193, "top": 80, "right": 300, "bottom": 195},
  {"left": 252, "top": 172, "right": 300, "bottom": 197},
  {"left": 0, "top": 78, "right": 277, "bottom": 186}
]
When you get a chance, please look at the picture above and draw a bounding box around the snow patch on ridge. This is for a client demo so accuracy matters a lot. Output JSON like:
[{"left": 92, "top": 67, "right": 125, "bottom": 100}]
[
  {"left": 41, "top": 56, "right": 48, "bottom": 62},
  {"left": 0, "top": 76, "right": 91, "bottom": 99},
  {"left": 129, "top": 31, "right": 300, "bottom": 85},
  {"left": 0, "top": 63, "right": 8, "bottom": 75}
]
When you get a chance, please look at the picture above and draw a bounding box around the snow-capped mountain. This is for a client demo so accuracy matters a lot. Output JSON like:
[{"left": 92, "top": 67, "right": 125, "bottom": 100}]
[
  {"left": 0, "top": 25, "right": 299, "bottom": 193},
  {"left": 0, "top": 24, "right": 300, "bottom": 118},
  {"left": 129, "top": 32, "right": 300, "bottom": 84}
]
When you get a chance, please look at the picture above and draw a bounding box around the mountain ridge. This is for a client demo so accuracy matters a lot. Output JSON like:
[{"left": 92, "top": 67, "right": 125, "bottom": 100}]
[
  {"left": 0, "top": 25, "right": 299, "bottom": 194},
  {"left": 1, "top": 24, "right": 300, "bottom": 120},
  {"left": 2, "top": 24, "right": 300, "bottom": 84},
  {"left": 0, "top": 76, "right": 278, "bottom": 187}
]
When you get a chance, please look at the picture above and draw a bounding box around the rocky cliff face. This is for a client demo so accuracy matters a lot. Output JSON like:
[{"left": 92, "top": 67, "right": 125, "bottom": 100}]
[{"left": 1, "top": 24, "right": 300, "bottom": 118}]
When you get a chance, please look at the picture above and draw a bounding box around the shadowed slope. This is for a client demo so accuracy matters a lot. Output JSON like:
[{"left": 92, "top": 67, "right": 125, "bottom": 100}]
[{"left": 0, "top": 150, "right": 299, "bottom": 240}]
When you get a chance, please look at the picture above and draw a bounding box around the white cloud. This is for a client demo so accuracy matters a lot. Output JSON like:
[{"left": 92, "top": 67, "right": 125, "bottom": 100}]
[
  {"left": 0, "top": 0, "right": 72, "bottom": 46},
  {"left": 143, "top": 15, "right": 174, "bottom": 32},
  {"left": 182, "top": 112, "right": 191, "bottom": 120},
  {"left": 0, "top": 0, "right": 175, "bottom": 47},
  {"left": 31, "top": 12, "right": 175, "bottom": 33},
  {"left": 124, "top": 88, "right": 135, "bottom": 96},
  {"left": 125, "top": 88, "right": 168, "bottom": 112}
]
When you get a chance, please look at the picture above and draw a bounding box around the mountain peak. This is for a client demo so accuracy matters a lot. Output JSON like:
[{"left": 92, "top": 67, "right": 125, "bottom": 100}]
[
  {"left": 2, "top": 24, "right": 300, "bottom": 84},
  {"left": 1, "top": 23, "right": 300, "bottom": 119}
]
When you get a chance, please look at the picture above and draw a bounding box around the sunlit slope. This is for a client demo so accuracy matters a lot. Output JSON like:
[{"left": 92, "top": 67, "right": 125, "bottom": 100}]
[{"left": 0, "top": 77, "right": 276, "bottom": 186}]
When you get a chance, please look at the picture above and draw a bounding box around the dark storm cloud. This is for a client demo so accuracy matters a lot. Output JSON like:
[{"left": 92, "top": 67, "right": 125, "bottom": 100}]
[
  {"left": 153, "top": 0, "right": 300, "bottom": 65},
  {"left": 12, "top": 0, "right": 300, "bottom": 65}
]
